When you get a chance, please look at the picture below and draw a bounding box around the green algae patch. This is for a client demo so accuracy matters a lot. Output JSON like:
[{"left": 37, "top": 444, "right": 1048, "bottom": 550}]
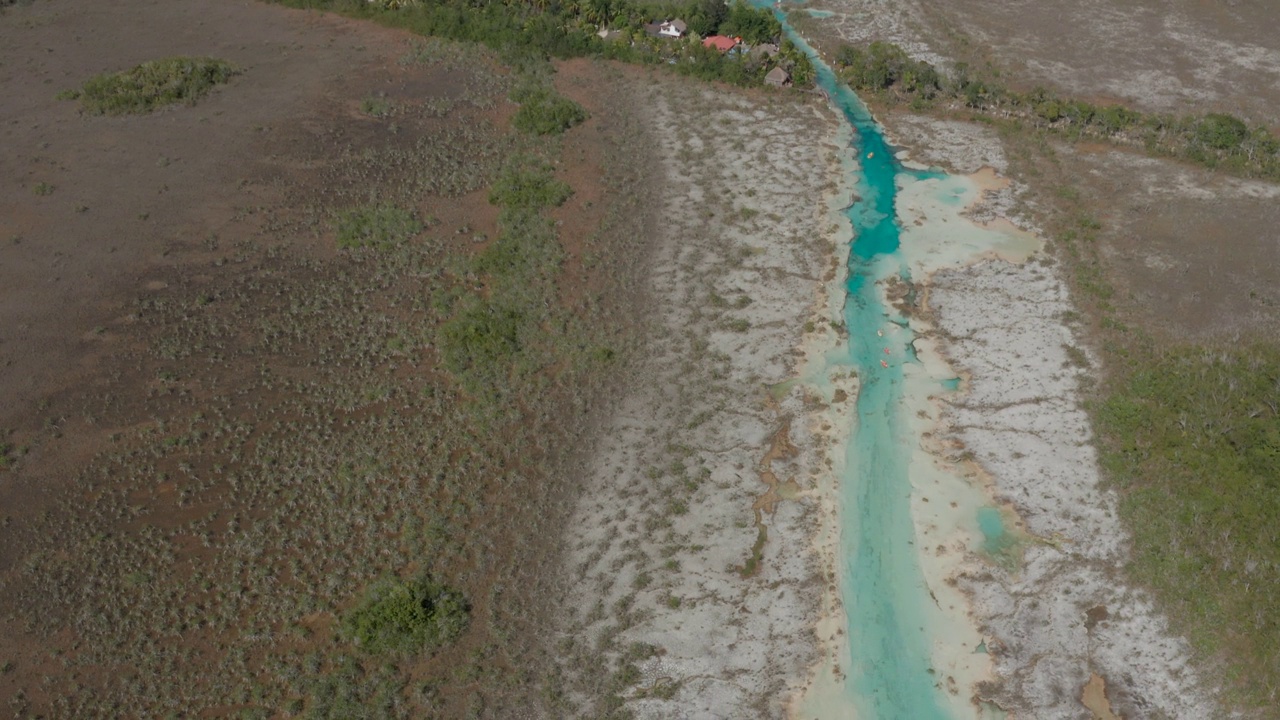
[{"left": 67, "top": 57, "right": 237, "bottom": 115}]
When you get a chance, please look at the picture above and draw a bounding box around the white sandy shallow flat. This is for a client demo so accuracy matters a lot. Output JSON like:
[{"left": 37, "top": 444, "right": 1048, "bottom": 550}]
[
  {"left": 892, "top": 116, "right": 1222, "bottom": 718},
  {"left": 559, "top": 78, "right": 843, "bottom": 718}
]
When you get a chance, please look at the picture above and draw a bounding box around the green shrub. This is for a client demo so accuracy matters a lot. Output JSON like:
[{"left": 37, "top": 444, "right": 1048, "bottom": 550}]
[
  {"left": 512, "top": 88, "right": 587, "bottom": 135},
  {"left": 1097, "top": 105, "right": 1139, "bottom": 133},
  {"left": 1195, "top": 113, "right": 1249, "bottom": 150},
  {"left": 1035, "top": 100, "right": 1063, "bottom": 122},
  {"left": 73, "top": 57, "right": 237, "bottom": 115},
  {"left": 335, "top": 205, "right": 423, "bottom": 249},
  {"left": 359, "top": 96, "right": 393, "bottom": 117},
  {"left": 472, "top": 209, "right": 562, "bottom": 281},
  {"left": 440, "top": 299, "right": 525, "bottom": 377},
  {"left": 342, "top": 574, "right": 469, "bottom": 655},
  {"left": 487, "top": 161, "right": 572, "bottom": 210}
]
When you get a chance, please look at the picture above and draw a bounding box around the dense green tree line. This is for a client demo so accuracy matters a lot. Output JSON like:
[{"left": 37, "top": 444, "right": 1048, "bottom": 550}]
[
  {"left": 273, "top": 0, "right": 814, "bottom": 89},
  {"left": 833, "top": 40, "right": 1280, "bottom": 179}
]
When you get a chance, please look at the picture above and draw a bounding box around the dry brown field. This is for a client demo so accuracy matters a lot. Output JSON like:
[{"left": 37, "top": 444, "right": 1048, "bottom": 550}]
[{"left": 0, "top": 1, "right": 663, "bottom": 716}]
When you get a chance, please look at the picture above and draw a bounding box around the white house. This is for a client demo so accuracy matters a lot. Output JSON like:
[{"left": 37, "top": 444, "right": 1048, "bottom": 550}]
[{"left": 659, "top": 19, "right": 687, "bottom": 38}]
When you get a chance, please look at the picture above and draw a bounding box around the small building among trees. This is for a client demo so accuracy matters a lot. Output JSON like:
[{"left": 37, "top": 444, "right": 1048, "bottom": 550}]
[
  {"left": 659, "top": 19, "right": 688, "bottom": 38},
  {"left": 765, "top": 66, "right": 791, "bottom": 87},
  {"left": 703, "top": 35, "right": 739, "bottom": 53}
]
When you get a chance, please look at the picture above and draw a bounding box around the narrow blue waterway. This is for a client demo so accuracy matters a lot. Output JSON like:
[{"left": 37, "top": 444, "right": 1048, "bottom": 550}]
[{"left": 753, "top": 5, "right": 956, "bottom": 718}]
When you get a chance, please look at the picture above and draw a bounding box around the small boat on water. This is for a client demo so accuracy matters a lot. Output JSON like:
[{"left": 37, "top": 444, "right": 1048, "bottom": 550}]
[{"left": 880, "top": 359, "right": 889, "bottom": 369}]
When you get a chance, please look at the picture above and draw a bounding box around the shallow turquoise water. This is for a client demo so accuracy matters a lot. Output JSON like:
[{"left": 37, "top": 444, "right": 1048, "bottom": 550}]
[
  {"left": 976, "top": 506, "right": 1015, "bottom": 556},
  {"left": 754, "top": 5, "right": 957, "bottom": 718},
  {"left": 976, "top": 507, "right": 1005, "bottom": 553}
]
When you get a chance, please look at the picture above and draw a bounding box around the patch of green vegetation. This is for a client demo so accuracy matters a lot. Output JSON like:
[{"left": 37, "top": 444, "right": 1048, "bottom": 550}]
[
  {"left": 716, "top": 0, "right": 780, "bottom": 44},
  {"left": 32, "top": 182, "right": 54, "bottom": 196},
  {"left": 335, "top": 204, "right": 423, "bottom": 249},
  {"left": 486, "top": 159, "right": 572, "bottom": 209},
  {"left": 440, "top": 158, "right": 573, "bottom": 396},
  {"left": 512, "top": 87, "right": 587, "bottom": 136},
  {"left": 304, "top": 654, "right": 412, "bottom": 719},
  {"left": 343, "top": 574, "right": 469, "bottom": 654},
  {"left": 835, "top": 42, "right": 941, "bottom": 99},
  {"left": 360, "top": 95, "right": 394, "bottom": 118},
  {"left": 0, "top": 435, "right": 23, "bottom": 468},
  {"left": 1195, "top": 113, "right": 1249, "bottom": 151},
  {"left": 69, "top": 57, "right": 237, "bottom": 115},
  {"left": 737, "top": 524, "right": 767, "bottom": 577},
  {"left": 1096, "top": 346, "right": 1280, "bottom": 705},
  {"left": 439, "top": 299, "right": 525, "bottom": 383}
]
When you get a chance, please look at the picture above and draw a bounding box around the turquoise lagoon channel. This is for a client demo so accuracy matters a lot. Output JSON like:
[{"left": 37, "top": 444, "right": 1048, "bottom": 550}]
[{"left": 756, "top": 4, "right": 968, "bottom": 718}]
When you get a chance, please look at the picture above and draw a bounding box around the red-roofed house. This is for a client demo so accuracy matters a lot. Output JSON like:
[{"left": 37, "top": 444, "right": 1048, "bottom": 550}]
[{"left": 703, "top": 35, "right": 738, "bottom": 53}]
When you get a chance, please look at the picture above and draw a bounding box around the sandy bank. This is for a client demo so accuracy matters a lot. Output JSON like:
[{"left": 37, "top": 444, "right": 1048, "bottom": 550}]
[
  {"left": 892, "top": 116, "right": 1222, "bottom": 718},
  {"left": 558, "top": 75, "right": 844, "bottom": 718}
]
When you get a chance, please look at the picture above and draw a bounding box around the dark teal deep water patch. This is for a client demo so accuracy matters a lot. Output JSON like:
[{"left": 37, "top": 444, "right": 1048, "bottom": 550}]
[{"left": 755, "top": 4, "right": 956, "bottom": 718}]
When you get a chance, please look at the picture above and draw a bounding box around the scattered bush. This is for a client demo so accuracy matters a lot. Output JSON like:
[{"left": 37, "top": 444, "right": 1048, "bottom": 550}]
[
  {"left": 304, "top": 654, "right": 410, "bottom": 719},
  {"left": 71, "top": 57, "right": 238, "bottom": 115},
  {"left": 335, "top": 204, "right": 423, "bottom": 249},
  {"left": 440, "top": 299, "right": 525, "bottom": 377},
  {"left": 513, "top": 88, "right": 587, "bottom": 135},
  {"left": 472, "top": 209, "right": 562, "bottom": 281},
  {"left": 342, "top": 574, "right": 469, "bottom": 655},
  {"left": 488, "top": 160, "right": 572, "bottom": 210},
  {"left": 360, "top": 95, "right": 393, "bottom": 117}
]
